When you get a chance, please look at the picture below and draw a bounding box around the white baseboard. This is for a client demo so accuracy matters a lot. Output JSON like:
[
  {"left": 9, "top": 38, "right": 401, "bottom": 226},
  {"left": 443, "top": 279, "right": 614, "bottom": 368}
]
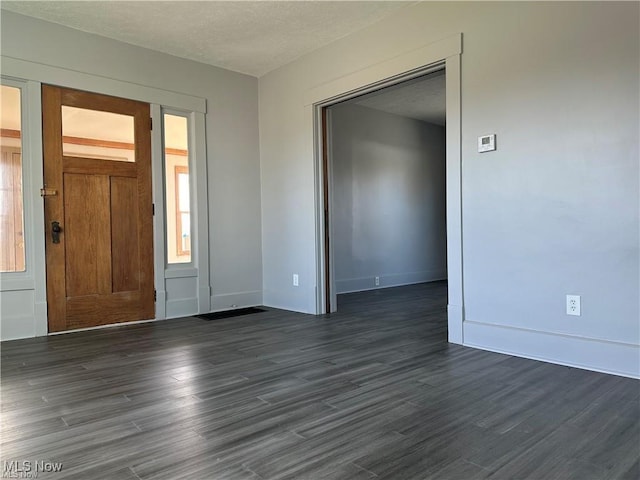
[
  {"left": 210, "top": 290, "right": 263, "bottom": 312},
  {"left": 336, "top": 270, "right": 446, "bottom": 294},
  {"left": 263, "top": 287, "right": 315, "bottom": 314},
  {"left": 34, "top": 301, "right": 48, "bottom": 336},
  {"left": 166, "top": 298, "right": 198, "bottom": 318},
  {"left": 155, "top": 290, "right": 167, "bottom": 320},
  {"left": 447, "top": 303, "right": 463, "bottom": 344},
  {"left": 464, "top": 320, "right": 640, "bottom": 379},
  {"left": 0, "top": 314, "right": 37, "bottom": 341}
]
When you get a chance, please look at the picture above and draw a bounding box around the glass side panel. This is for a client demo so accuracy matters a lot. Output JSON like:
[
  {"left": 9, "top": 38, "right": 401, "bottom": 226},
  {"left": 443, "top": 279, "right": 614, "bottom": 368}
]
[
  {"left": 164, "top": 114, "right": 191, "bottom": 264},
  {"left": 179, "top": 212, "right": 191, "bottom": 254},
  {"left": 0, "top": 85, "right": 26, "bottom": 272},
  {"left": 62, "top": 106, "right": 135, "bottom": 162},
  {"left": 177, "top": 172, "right": 190, "bottom": 212}
]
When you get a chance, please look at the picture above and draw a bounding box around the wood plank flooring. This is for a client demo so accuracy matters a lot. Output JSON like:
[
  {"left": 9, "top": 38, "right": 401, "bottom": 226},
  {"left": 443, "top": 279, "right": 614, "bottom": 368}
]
[{"left": 1, "top": 282, "right": 639, "bottom": 479}]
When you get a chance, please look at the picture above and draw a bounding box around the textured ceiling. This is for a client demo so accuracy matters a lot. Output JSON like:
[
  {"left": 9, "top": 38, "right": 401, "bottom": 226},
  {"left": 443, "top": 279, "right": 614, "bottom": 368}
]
[
  {"left": 353, "top": 70, "right": 446, "bottom": 125},
  {"left": 1, "top": 1, "right": 412, "bottom": 77}
]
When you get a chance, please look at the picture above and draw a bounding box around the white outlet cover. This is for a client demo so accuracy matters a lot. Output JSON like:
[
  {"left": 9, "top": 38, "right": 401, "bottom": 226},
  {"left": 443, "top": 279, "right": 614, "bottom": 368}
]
[{"left": 566, "top": 294, "right": 581, "bottom": 316}]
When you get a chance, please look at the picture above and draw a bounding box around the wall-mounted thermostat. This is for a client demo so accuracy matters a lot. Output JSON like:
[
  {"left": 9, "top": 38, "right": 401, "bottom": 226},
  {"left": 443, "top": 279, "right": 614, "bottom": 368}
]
[{"left": 478, "top": 134, "right": 496, "bottom": 153}]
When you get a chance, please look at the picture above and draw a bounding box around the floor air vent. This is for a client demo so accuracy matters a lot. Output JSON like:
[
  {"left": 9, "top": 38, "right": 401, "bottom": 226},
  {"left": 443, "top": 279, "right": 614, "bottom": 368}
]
[{"left": 197, "top": 307, "right": 266, "bottom": 321}]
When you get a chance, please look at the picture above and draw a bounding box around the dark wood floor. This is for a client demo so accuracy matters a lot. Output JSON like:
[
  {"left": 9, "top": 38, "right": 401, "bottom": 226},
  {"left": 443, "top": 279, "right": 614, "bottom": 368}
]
[{"left": 1, "top": 282, "right": 638, "bottom": 479}]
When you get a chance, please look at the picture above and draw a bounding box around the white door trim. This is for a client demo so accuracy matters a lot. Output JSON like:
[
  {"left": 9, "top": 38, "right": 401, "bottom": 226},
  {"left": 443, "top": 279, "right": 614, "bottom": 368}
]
[
  {"left": 308, "top": 33, "right": 464, "bottom": 344},
  {"left": 1, "top": 56, "right": 206, "bottom": 113}
]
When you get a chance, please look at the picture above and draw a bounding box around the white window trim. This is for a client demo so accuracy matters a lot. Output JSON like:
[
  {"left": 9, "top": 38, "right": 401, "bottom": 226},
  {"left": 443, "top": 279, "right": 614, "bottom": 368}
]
[
  {"left": 0, "top": 78, "right": 41, "bottom": 290},
  {"left": 0, "top": 77, "right": 47, "bottom": 337},
  {"left": 162, "top": 108, "right": 195, "bottom": 269},
  {"left": 153, "top": 107, "right": 210, "bottom": 318}
]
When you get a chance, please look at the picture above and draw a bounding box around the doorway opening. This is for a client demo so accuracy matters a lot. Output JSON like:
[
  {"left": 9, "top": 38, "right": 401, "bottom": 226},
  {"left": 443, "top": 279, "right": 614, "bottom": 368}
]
[
  {"left": 324, "top": 68, "right": 447, "bottom": 316},
  {"left": 313, "top": 46, "right": 464, "bottom": 344},
  {"left": 322, "top": 68, "right": 447, "bottom": 317}
]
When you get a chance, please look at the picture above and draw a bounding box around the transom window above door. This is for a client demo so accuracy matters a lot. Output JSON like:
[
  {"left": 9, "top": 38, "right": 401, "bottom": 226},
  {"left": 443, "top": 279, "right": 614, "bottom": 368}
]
[{"left": 61, "top": 106, "right": 136, "bottom": 162}]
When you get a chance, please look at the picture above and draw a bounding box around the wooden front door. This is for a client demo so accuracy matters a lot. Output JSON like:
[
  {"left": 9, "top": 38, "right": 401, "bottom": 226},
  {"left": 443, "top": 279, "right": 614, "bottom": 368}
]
[{"left": 42, "top": 86, "right": 154, "bottom": 332}]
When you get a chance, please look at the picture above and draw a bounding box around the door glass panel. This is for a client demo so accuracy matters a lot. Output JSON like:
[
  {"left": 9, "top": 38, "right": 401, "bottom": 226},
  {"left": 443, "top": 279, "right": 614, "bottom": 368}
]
[
  {"left": 177, "top": 171, "right": 190, "bottom": 211},
  {"left": 164, "top": 114, "right": 191, "bottom": 264},
  {"left": 0, "top": 85, "right": 26, "bottom": 272},
  {"left": 62, "top": 106, "right": 135, "bottom": 162},
  {"left": 179, "top": 212, "right": 191, "bottom": 254}
]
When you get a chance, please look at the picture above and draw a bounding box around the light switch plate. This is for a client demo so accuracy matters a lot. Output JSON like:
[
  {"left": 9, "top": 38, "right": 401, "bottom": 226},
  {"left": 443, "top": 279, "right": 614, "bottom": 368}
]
[{"left": 478, "top": 134, "right": 496, "bottom": 153}]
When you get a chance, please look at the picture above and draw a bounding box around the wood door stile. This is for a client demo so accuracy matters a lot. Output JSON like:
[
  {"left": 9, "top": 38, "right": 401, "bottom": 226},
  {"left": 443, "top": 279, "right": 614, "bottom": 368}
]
[
  {"left": 42, "top": 85, "right": 154, "bottom": 332},
  {"left": 63, "top": 157, "right": 137, "bottom": 177},
  {"left": 43, "top": 87, "right": 66, "bottom": 332}
]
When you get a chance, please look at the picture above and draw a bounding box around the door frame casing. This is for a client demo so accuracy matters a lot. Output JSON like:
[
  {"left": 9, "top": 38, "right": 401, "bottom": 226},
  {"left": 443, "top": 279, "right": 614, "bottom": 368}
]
[
  {"left": 153, "top": 105, "right": 210, "bottom": 320},
  {"left": 308, "top": 34, "right": 464, "bottom": 344},
  {"left": 0, "top": 77, "right": 47, "bottom": 337}
]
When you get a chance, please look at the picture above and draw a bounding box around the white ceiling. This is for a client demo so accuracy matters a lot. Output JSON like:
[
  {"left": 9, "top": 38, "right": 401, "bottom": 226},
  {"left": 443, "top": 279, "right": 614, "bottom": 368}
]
[
  {"left": 1, "top": 1, "right": 412, "bottom": 77},
  {"left": 352, "top": 70, "right": 446, "bottom": 126}
]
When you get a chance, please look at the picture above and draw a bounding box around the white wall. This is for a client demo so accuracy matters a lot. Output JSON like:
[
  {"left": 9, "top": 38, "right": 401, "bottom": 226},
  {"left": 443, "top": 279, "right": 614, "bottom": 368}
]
[
  {"left": 0, "top": 11, "right": 263, "bottom": 339},
  {"left": 330, "top": 104, "right": 446, "bottom": 294},
  {"left": 259, "top": 2, "right": 640, "bottom": 377}
]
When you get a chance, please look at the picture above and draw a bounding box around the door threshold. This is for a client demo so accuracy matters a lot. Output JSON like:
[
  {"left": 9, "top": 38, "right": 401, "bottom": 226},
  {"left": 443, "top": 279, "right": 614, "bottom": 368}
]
[{"left": 47, "top": 317, "right": 165, "bottom": 336}]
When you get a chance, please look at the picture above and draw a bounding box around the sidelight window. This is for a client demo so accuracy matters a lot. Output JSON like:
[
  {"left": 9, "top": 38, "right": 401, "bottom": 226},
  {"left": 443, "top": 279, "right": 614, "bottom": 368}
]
[
  {"left": 0, "top": 84, "right": 26, "bottom": 272},
  {"left": 163, "top": 113, "right": 191, "bottom": 264}
]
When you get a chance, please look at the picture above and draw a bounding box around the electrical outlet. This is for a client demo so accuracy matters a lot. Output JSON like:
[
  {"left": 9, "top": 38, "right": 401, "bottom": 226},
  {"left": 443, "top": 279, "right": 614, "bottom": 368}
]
[
  {"left": 375, "top": 276, "right": 380, "bottom": 286},
  {"left": 293, "top": 274, "right": 299, "bottom": 287},
  {"left": 566, "top": 295, "right": 581, "bottom": 316}
]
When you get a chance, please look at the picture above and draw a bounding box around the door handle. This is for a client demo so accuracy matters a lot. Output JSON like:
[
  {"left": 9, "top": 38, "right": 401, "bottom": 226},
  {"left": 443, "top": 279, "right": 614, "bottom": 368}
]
[{"left": 51, "top": 221, "right": 62, "bottom": 244}]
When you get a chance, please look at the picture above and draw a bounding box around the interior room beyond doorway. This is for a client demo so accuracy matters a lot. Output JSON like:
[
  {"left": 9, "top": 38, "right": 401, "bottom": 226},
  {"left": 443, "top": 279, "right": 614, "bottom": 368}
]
[{"left": 326, "top": 70, "right": 447, "bottom": 311}]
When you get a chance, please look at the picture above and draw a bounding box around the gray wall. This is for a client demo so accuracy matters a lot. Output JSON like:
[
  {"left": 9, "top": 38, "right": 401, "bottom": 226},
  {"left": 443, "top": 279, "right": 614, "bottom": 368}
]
[
  {"left": 330, "top": 104, "right": 446, "bottom": 293},
  {"left": 259, "top": 2, "right": 639, "bottom": 377}
]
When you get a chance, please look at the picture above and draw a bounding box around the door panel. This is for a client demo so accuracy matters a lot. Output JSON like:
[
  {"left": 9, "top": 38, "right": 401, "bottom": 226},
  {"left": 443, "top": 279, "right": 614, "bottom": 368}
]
[
  {"left": 63, "top": 173, "right": 110, "bottom": 297},
  {"left": 42, "top": 85, "right": 154, "bottom": 332},
  {"left": 111, "top": 176, "right": 140, "bottom": 293}
]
